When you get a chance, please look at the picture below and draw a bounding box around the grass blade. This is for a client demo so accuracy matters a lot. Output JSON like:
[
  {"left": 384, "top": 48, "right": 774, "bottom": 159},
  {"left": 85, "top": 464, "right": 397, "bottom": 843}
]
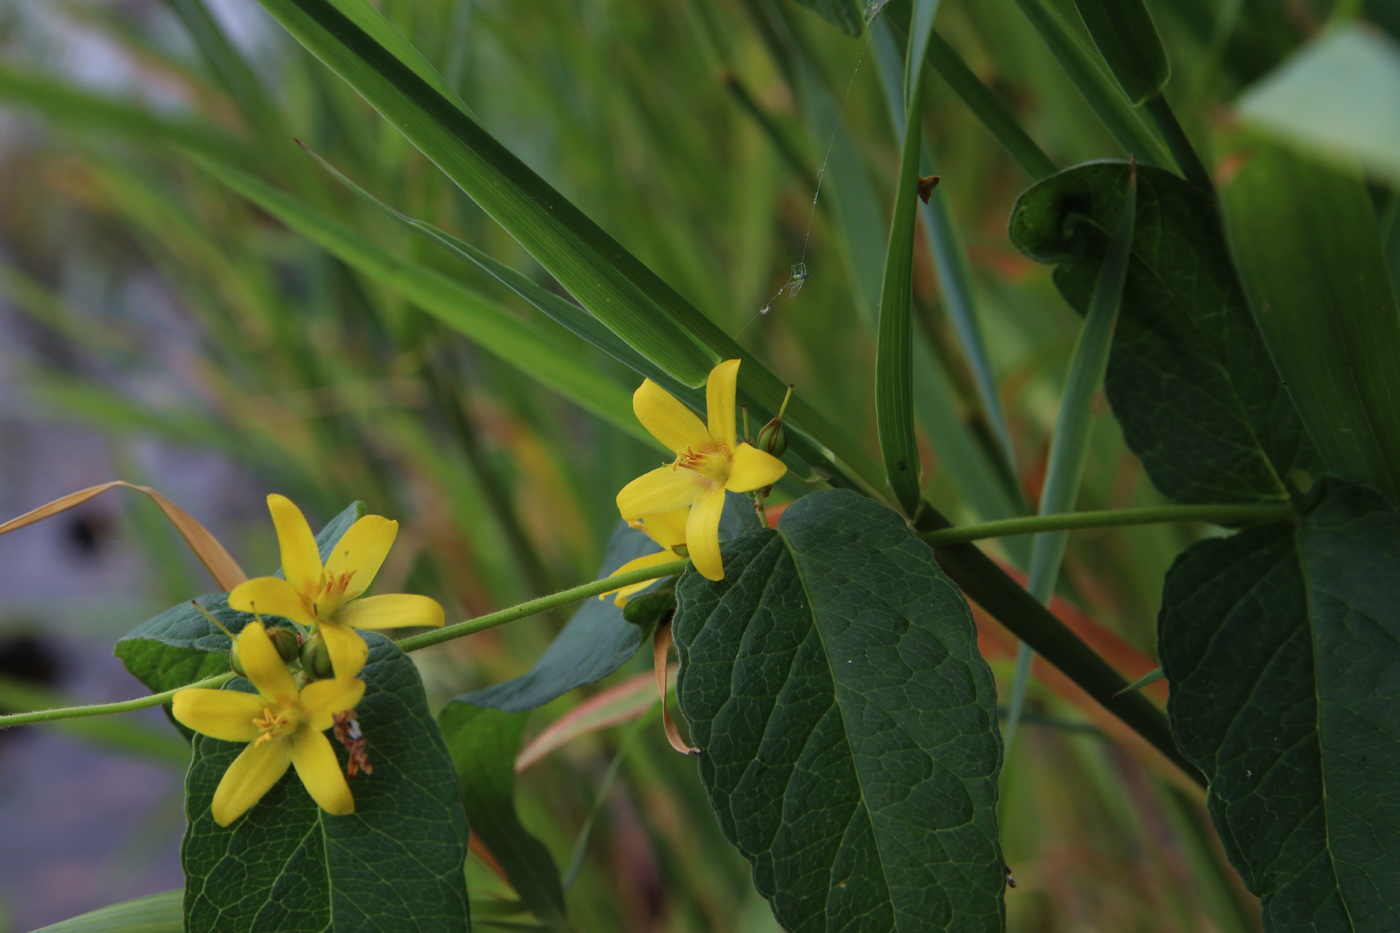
[
  {"left": 1005, "top": 162, "right": 1138, "bottom": 754},
  {"left": 1009, "top": 0, "right": 1173, "bottom": 168},
  {"left": 187, "top": 152, "right": 650, "bottom": 445},
  {"left": 254, "top": 0, "right": 717, "bottom": 387},
  {"left": 875, "top": 0, "right": 942, "bottom": 516}
]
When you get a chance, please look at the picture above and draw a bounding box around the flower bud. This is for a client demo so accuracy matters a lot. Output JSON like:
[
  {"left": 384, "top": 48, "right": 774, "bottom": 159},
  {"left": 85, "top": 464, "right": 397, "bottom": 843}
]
[
  {"left": 228, "top": 642, "right": 247, "bottom": 677},
  {"left": 267, "top": 626, "right": 301, "bottom": 664},
  {"left": 757, "top": 417, "right": 788, "bottom": 458},
  {"left": 300, "top": 634, "right": 335, "bottom": 680},
  {"left": 622, "top": 589, "right": 676, "bottom": 633}
]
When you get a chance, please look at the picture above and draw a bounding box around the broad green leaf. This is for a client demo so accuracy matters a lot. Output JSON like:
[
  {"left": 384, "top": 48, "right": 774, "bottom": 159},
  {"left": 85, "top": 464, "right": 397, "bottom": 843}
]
[
  {"left": 874, "top": 1, "right": 938, "bottom": 517},
  {"left": 462, "top": 492, "right": 760, "bottom": 712},
  {"left": 250, "top": 0, "right": 717, "bottom": 387},
  {"left": 115, "top": 593, "right": 244, "bottom": 697},
  {"left": 1235, "top": 25, "right": 1400, "bottom": 190},
  {"left": 674, "top": 490, "right": 1005, "bottom": 931},
  {"left": 186, "top": 153, "right": 648, "bottom": 444},
  {"left": 791, "top": 0, "right": 866, "bottom": 37},
  {"left": 184, "top": 636, "right": 471, "bottom": 932},
  {"left": 1219, "top": 134, "right": 1400, "bottom": 503},
  {"left": 1009, "top": 160, "right": 1319, "bottom": 504},
  {"left": 438, "top": 704, "right": 568, "bottom": 931},
  {"left": 32, "top": 890, "right": 181, "bottom": 933},
  {"left": 1160, "top": 480, "right": 1400, "bottom": 930}
]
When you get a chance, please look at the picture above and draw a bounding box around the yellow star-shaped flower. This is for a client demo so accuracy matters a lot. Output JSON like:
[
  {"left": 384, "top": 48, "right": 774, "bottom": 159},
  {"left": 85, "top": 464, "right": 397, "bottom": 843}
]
[
  {"left": 229, "top": 495, "right": 444, "bottom": 678},
  {"left": 616, "top": 360, "right": 786, "bottom": 580},
  {"left": 172, "top": 621, "right": 366, "bottom": 826}
]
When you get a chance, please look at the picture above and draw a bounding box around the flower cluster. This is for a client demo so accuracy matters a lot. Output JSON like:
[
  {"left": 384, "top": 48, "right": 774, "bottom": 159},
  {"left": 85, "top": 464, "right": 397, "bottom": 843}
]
[{"left": 173, "top": 496, "right": 444, "bottom": 825}]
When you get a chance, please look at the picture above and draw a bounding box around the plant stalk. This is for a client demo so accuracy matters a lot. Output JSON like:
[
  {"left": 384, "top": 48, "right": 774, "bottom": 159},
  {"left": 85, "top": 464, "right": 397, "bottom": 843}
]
[{"left": 920, "top": 503, "right": 1294, "bottom": 547}]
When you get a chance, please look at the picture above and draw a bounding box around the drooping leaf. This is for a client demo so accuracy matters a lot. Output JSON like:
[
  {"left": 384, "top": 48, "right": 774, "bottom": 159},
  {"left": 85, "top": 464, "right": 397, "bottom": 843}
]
[
  {"left": 462, "top": 492, "right": 761, "bottom": 712},
  {"left": 438, "top": 703, "right": 568, "bottom": 931},
  {"left": 183, "top": 636, "right": 471, "bottom": 932},
  {"left": 674, "top": 490, "right": 1005, "bottom": 932},
  {"left": 1009, "top": 160, "right": 1319, "bottom": 504},
  {"left": 1160, "top": 480, "right": 1400, "bottom": 930}
]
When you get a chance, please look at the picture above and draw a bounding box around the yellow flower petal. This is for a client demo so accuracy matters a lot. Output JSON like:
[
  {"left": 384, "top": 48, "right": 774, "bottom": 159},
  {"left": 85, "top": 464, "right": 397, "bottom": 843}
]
[
  {"left": 318, "top": 622, "right": 369, "bottom": 680},
  {"left": 290, "top": 730, "right": 354, "bottom": 817},
  {"left": 211, "top": 740, "right": 292, "bottom": 826},
  {"left": 617, "top": 467, "right": 707, "bottom": 520},
  {"left": 640, "top": 509, "right": 689, "bottom": 550},
  {"left": 686, "top": 488, "right": 727, "bottom": 581},
  {"left": 335, "top": 593, "right": 445, "bottom": 630},
  {"left": 300, "top": 677, "right": 366, "bottom": 733},
  {"left": 706, "top": 359, "right": 741, "bottom": 452},
  {"left": 727, "top": 443, "right": 788, "bottom": 493},
  {"left": 236, "top": 622, "right": 298, "bottom": 703},
  {"left": 633, "top": 379, "right": 710, "bottom": 453},
  {"left": 601, "top": 550, "right": 680, "bottom": 605},
  {"left": 267, "top": 494, "right": 323, "bottom": 597},
  {"left": 171, "top": 688, "right": 265, "bottom": 743},
  {"left": 228, "top": 576, "right": 317, "bottom": 628},
  {"left": 323, "top": 515, "right": 398, "bottom": 604}
]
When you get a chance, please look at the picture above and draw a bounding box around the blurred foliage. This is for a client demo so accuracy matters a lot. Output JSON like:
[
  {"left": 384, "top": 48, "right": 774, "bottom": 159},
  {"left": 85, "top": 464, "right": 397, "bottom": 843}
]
[{"left": 7, "top": 0, "right": 1383, "bottom": 927}]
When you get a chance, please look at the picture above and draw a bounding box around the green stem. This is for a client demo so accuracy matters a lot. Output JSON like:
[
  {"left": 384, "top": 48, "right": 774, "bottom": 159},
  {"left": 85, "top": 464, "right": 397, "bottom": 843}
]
[
  {"left": 397, "top": 559, "right": 688, "bottom": 653},
  {"left": 0, "top": 670, "right": 236, "bottom": 730},
  {"left": 920, "top": 503, "right": 1293, "bottom": 547},
  {"left": 1143, "top": 94, "right": 1213, "bottom": 192},
  {"left": 0, "top": 561, "right": 690, "bottom": 731}
]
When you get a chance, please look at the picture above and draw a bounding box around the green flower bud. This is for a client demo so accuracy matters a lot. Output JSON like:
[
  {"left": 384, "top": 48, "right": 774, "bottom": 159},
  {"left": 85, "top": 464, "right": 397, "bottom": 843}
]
[
  {"left": 228, "top": 642, "right": 247, "bottom": 677},
  {"left": 622, "top": 589, "right": 677, "bottom": 635},
  {"left": 300, "top": 634, "right": 335, "bottom": 680},
  {"left": 267, "top": 626, "right": 301, "bottom": 664},
  {"left": 757, "top": 417, "right": 788, "bottom": 458}
]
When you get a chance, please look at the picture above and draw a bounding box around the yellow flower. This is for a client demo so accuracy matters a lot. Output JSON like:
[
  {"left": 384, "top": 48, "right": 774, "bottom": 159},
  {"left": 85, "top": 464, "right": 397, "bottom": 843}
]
[
  {"left": 172, "top": 621, "right": 366, "bottom": 826},
  {"left": 229, "top": 495, "right": 444, "bottom": 678},
  {"left": 615, "top": 360, "right": 786, "bottom": 580},
  {"left": 601, "top": 509, "right": 689, "bottom": 606}
]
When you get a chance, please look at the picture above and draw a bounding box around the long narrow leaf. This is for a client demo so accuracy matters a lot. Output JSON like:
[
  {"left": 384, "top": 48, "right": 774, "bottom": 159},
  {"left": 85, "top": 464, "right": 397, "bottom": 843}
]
[
  {"left": 253, "top": 0, "right": 717, "bottom": 387},
  {"left": 187, "top": 153, "right": 651, "bottom": 445},
  {"left": 875, "top": 0, "right": 942, "bottom": 516},
  {"left": 1009, "top": 0, "right": 1173, "bottom": 167},
  {"left": 1006, "top": 162, "right": 1138, "bottom": 753}
]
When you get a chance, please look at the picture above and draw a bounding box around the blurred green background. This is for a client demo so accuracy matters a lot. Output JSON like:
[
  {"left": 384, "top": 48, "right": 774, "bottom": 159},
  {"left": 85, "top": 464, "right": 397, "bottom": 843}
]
[{"left": 2, "top": 0, "right": 1389, "bottom": 928}]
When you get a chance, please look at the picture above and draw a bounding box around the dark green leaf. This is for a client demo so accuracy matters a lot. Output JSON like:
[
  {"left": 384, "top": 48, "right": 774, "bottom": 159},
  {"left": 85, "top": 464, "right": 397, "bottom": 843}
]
[
  {"left": 462, "top": 493, "right": 760, "bottom": 712},
  {"left": 791, "top": 0, "right": 866, "bottom": 37},
  {"left": 115, "top": 593, "right": 243, "bottom": 696},
  {"left": 1160, "top": 480, "right": 1400, "bottom": 930},
  {"left": 1219, "top": 134, "right": 1400, "bottom": 503},
  {"left": 674, "top": 489, "right": 1005, "bottom": 932},
  {"left": 183, "top": 636, "right": 471, "bottom": 932},
  {"left": 1009, "top": 160, "right": 1319, "bottom": 504},
  {"left": 438, "top": 704, "right": 568, "bottom": 931}
]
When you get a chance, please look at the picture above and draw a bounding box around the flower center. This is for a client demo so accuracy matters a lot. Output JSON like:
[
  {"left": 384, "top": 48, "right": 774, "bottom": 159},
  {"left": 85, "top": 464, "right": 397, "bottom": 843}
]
[
  {"left": 674, "top": 445, "right": 730, "bottom": 485},
  {"left": 309, "top": 569, "right": 357, "bottom": 619},
  {"left": 252, "top": 707, "right": 295, "bottom": 746}
]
